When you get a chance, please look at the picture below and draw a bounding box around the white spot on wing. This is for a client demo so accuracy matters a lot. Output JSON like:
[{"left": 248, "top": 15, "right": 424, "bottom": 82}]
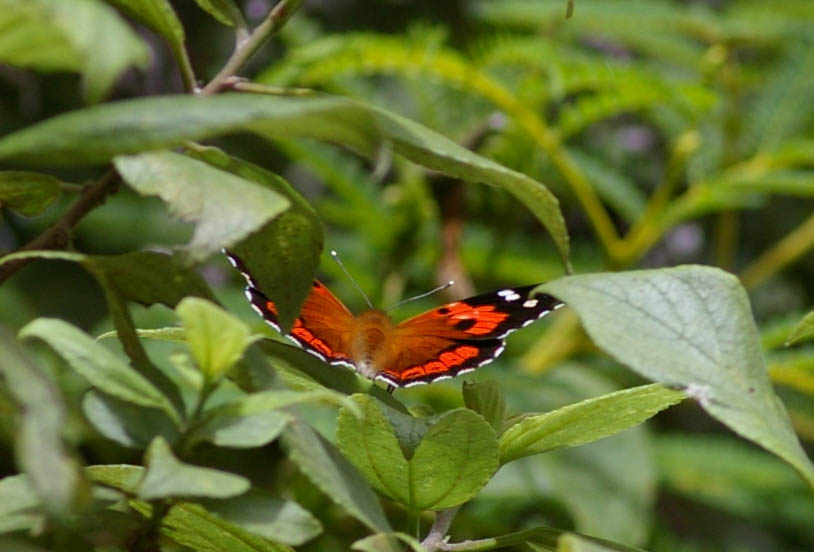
[
  {"left": 498, "top": 289, "right": 521, "bottom": 302},
  {"left": 523, "top": 299, "right": 538, "bottom": 308}
]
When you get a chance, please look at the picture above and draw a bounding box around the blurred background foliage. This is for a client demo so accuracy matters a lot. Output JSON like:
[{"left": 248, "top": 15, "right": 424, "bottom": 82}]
[{"left": 1, "top": 0, "right": 813, "bottom": 551}]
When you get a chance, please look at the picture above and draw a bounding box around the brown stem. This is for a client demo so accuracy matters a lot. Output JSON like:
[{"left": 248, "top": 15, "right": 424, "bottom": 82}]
[
  {"left": 421, "top": 506, "right": 461, "bottom": 551},
  {"left": 0, "top": 168, "right": 120, "bottom": 283}
]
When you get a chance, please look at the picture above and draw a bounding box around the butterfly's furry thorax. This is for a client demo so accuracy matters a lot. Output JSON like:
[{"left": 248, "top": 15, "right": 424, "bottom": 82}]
[{"left": 349, "top": 309, "right": 394, "bottom": 379}]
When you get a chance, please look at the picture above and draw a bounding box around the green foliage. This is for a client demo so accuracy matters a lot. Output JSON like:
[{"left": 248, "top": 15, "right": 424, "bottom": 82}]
[{"left": 0, "top": 0, "right": 812, "bottom": 551}]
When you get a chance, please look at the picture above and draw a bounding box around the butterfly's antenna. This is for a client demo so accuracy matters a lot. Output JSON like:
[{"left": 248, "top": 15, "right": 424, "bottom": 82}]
[
  {"left": 330, "top": 250, "right": 374, "bottom": 309},
  {"left": 388, "top": 280, "right": 455, "bottom": 312}
]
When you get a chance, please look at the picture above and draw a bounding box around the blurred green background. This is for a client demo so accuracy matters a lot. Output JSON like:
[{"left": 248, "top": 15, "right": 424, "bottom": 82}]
[{"left": 1, "top": 1, "right": 813, "bottom": 550}]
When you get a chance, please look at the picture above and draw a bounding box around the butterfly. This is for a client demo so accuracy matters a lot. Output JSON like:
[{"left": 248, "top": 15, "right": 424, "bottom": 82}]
[{"left": 228, "top": 253, "right": 563, "bottom": 388}]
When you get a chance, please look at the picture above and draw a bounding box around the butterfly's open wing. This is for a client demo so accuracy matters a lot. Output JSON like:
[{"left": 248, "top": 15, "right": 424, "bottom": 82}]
[
  {"left": 227, "top": 253, "right": 355, "bottom": 368},
  {"left": 382, "top": 284, "right": 562, "bottom": 387}
]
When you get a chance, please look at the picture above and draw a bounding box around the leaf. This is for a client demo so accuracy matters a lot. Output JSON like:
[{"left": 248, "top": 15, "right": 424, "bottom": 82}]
[
  {"left": 0, "top": 171, "right": 61, "bottom": 216},
  {"left": 114, "top": 151, "right": 291, "bottom": 263},
  {"left": 193, "top": 409, "right": 289, "bottom": 449},
  {"left": 499, "top": 384, "right": 684, "bottom": 463},
  {"left": 0, "top": 94, "right": 569, "bottom": 268},
  {"left": 0, "top": 328, "right": 90, "bottom": 518},
  {"left": 337, "top": 395, "right": 500, "bottom": 511},
  {"left": 556, "top": 533, "right": 629, "bottom": 552},
  {"left": 469, "top": 526, "right": 645, "bottom": 552},
  {"left": 192, "top": 0, "right": 239, "bottom": 26},
  {"left": 0, "top": 474, "right": 41, "bottom": 532},
  {"left": 352, "top": 533, "right": 425, "bottom": 552},
  {"left": 96, "top": 327, "right": 187, "bottom": 343},
  {"left": 0, "top": 0, "right": 149, "bottom": 102},
  {"left": 104, "top": 0, "right": 185, "bottom": 58},
  {"left": 462, "top": 379, "right": 508, "bottom": 434},
  {"left": 188, "top": 144, "right": 325, "bottom": 333},
  {"left": 787, "top": 310, "right": 814, "bottom": 345},
  {"left": 281, "top": 417, "right": 391, "bottom": 532},
  {"left": 176, "top": 297, "right": 256, "bottom": 381},
  {"left": 539, "top": 266, "right": 814, "bottom": 489},
  {"left": 200, "top": 490, "right": 322, "bottom": 546},
  {"left": 18, "top": 318, "right": 180, "bottom": 424},
  {"left": 139, "top": 437, "right": 250, "bottom": 500},
  {"left": 82, "top": 390, "right": 180, "bottom": 449}
]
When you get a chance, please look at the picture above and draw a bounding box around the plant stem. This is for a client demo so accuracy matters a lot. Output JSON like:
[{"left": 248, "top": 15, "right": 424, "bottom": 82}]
[
  {"left": 421, "top": 506, "right": 460, "bottom": 551},
  {"left": 199, "top": 0, "right": 303, "bottom": 96},
  {"left": 0, "top": 168, "right": 120, "bottom": 284},
  {"left": 740, "top": 211, "right": 814, "bottom": 290}
]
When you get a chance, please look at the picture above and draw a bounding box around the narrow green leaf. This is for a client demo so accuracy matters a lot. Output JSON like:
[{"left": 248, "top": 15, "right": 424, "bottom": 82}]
[
  {"left": 82, "top": 390, "right": 179, "bottom": 449},
  {"left": 336, "top": 395, "right": 410, "bottom": 503},
  {"left": 0, "top": 328, "right": 90, "bottom": 518},
  {"left": 114, "top": 151, "right": 291, "bottom": 263},
  {"left": 192, "top": 0, "right": 238, "bottom": 26},
  {"left": 557, "top": 533, "right": 628, "bottom": 552},
  {"left": 104, "top": 0, "right": 185, "bottom": 53},
  {"left": 96, "top": 327, "right": 186, "bottom": 343},
  {"left": 0, "top": 94, "right": 569, "bottom": 268},
  {"left": 176, "top": 297, "right": 255, "bottom": 381},
  {"left": 0, "top": 171, "right": 61, "bottom": 216},
  {"left": 188, "top": 144, "right": 324, "bottom": 333},
  {"left": 462, "top": 379, "right": 508, "bottom": 434},
  {"left": 540, "top": 266, "right": 814, "bottom": 489},
  {"left": 466, "top": 526, "right": 645, "bottom": 552},
  {"left": 499, "top": 384, "right": 684, "bottom": 463},
  {"left": 787, "top": 310, "right": 814, "bottom": 345},
  {"left": 200, "top": 490, "right": 322, "bottom": 546},
  {"left": 281, "top": 417, "right": 391, "bottom": 532},
  {"left": 19, "top": 318, "right": 180, "bottom": 424},
  {"left": 352, "top": 533, "right": 425, "bottom": 552},
  {"left": 139, "top": 437, "right": 250, "bottom": 500}
]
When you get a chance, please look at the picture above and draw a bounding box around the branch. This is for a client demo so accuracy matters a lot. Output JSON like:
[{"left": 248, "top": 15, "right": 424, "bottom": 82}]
[
  {"left": 199, "top": 0, "right": 303, "bottom": 96},
  {"left": 0, "top": 169, "right": 120, "bottom": 284},
  {"left": 421, "top": 507, "right": 460, "bottom": 552}
]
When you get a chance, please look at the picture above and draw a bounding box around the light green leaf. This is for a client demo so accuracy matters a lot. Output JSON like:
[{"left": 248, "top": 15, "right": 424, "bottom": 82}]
[
  {"left": 787, "top": 310, "right": 814, "bottom": 345},
  {"left": 0, "top": 329, "right": 90, "bottom": 518},
  {"left": 0, "top": 0, "right": 149, "bottom": 102},
  {"left": 176, "top": 297, "right": 255, "bottom": 381},
  {"left": 18, "top": 318, "right": 180, "bottom": 424},
  {"left": 200, "top": 490, "right": 322, "bottom": 546},
  {"left": 540, "top": 266, "right": 814, "bottom": 489},
  {"left": 192, "top": 0, "right": 239, "bottom": 26},
  {"left": 352, "top": 532, "right": 425, "bottom": 552},
  {"left": 557, "top": 533, "right": 628, "bottom": 552},
  {"left": 464, "top": 526, "right": 644, "bottom": 552},
  {"left": 499, "top": 384, "right": 684, "bottom": 463},
  {"left": 139, "top": 437, "right": 250, "bottom": 500},
  {"left": 114, "top": 151, "right": 291, "bottom": 263},
  {"left": 281, "top": 417, "right": 391, "bottom": 532},
  {"left": 463, "top": 379, "right": 508, "bottom": 434},
  {"left": 82, "top": 390, "right": 180, "bottom": 449},
  {"left": 104, "top": 0, "right": 185, "bottom": 54},
  {"left": 188, "top": 143, "right": 325, "bottom": 333},
  {"left": 0, "top": 474, "right": 44, "bottom": 533},
  {"left": 0, "top": 171, "right": 61, "bottom": 216},
  {"left": 193, "top": 410, "right": 289, "bottom": 449},
  {"left": 337, "top": 395, "right": 500, "bottom": 511},
  {"left": 0, "top": 94, "right": 569, "bottom": 268},
  {"left": 97, "top": 326, "right": 187, "bottom": 343}
]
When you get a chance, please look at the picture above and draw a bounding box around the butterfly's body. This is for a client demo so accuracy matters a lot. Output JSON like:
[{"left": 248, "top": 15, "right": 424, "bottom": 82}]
[{"left": 228, "top": 253, "right": 563, "bottom": 388}]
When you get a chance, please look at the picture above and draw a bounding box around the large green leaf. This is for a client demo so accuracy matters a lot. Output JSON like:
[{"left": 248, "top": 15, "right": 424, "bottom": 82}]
[
  {"left": 0, "top": 0, "right": 149, "bottom": 102},
  {"left": 114, "top": 151, "right": 291, "bottom": 263},
  {"left": 281, "top": 417, "right": 391, "bottom": 532},
  {"left": 139, "top": 437, "right": 250, "bottom": 500},
  {"left": 0, "top": 94, "right": 569, "bottom": 267},
  {"left": 539, "top": 266, "right": 814, "bottom": 489},
  {"left": 188, "top": 144, "right": 325, "bottom": 333},
  {"left": 337, "top": 395, "right": 500, "bottom": 511},
  {"left": 462, "top": 379, "right": 508, "bottom": 434},
  {"left": 82, "top": 390, "right": 180, "bottom": 449},
  {"left": 499, "top": 384, "right": 684, "bottom": 463},
  {"left": 0, "top": 172, "right": 61, "bottom": 216},
  {"left": 0, "top": 330, "right": 90, "bottom": 519},
  {"left": 18, "top": 318, "right": 180, "bottom": 424}
]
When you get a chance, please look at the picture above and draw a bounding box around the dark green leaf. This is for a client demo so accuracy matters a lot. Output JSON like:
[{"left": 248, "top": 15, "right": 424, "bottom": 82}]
[
  {"left": 463, "top": 379, "right": 508, "bottom": 434},
  {"left": 0, "top": 94, "right": 569, "bottom": 267},
  {"left": 786, "top": 310, "right": 814, "bottom": 345},
  {"left": 192, "top": 0, "right": 239, "bottom": 26},
  {"left": 104, "top": 0, "right": 185, "bottom": 55},
  {"left": 540, "top": 266, "right": 814, "bottom": 489},
  {"left": 0, "top": 171, "right": 61, "bottom": 216},
  {"left": 281, "top": 417, "right": 391, "bottom": 532},
  {"left": 200, "top": 489, "right": 322, "bottom": 546},
  {"left": 0, "top": 328, "right": 90, "bottom": 518},
  {"left": 499, "top": 384, "right": 684, "bottom": 463},
  {"left": 188, "top": 144, "right": 325, "bottom": 333},
  {"left": 82, "top": 390, "right": 180, "bottom": 449},
  {"left": 18, "top": 318, "right": 180, "bottom": 423},
  {"left": 193, "top": 410, "right": 288, "bottom": 449},
  {"left": 114, "top": 151, "right": 291, "bottom": 263},
  {"left": 139, "top": 437, "right": 250, "bottom": 500}
]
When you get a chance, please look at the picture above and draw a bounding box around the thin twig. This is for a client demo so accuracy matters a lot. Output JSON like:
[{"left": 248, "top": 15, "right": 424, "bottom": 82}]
[
  {"left": 0, "top": 168, "right": 120, "bottom": 283},
  {"left": 199, "top": 0, "right": 303, "bottom": 96},
  {"left": 421, "top": 506, "right": 460, "bottom": 552}
]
